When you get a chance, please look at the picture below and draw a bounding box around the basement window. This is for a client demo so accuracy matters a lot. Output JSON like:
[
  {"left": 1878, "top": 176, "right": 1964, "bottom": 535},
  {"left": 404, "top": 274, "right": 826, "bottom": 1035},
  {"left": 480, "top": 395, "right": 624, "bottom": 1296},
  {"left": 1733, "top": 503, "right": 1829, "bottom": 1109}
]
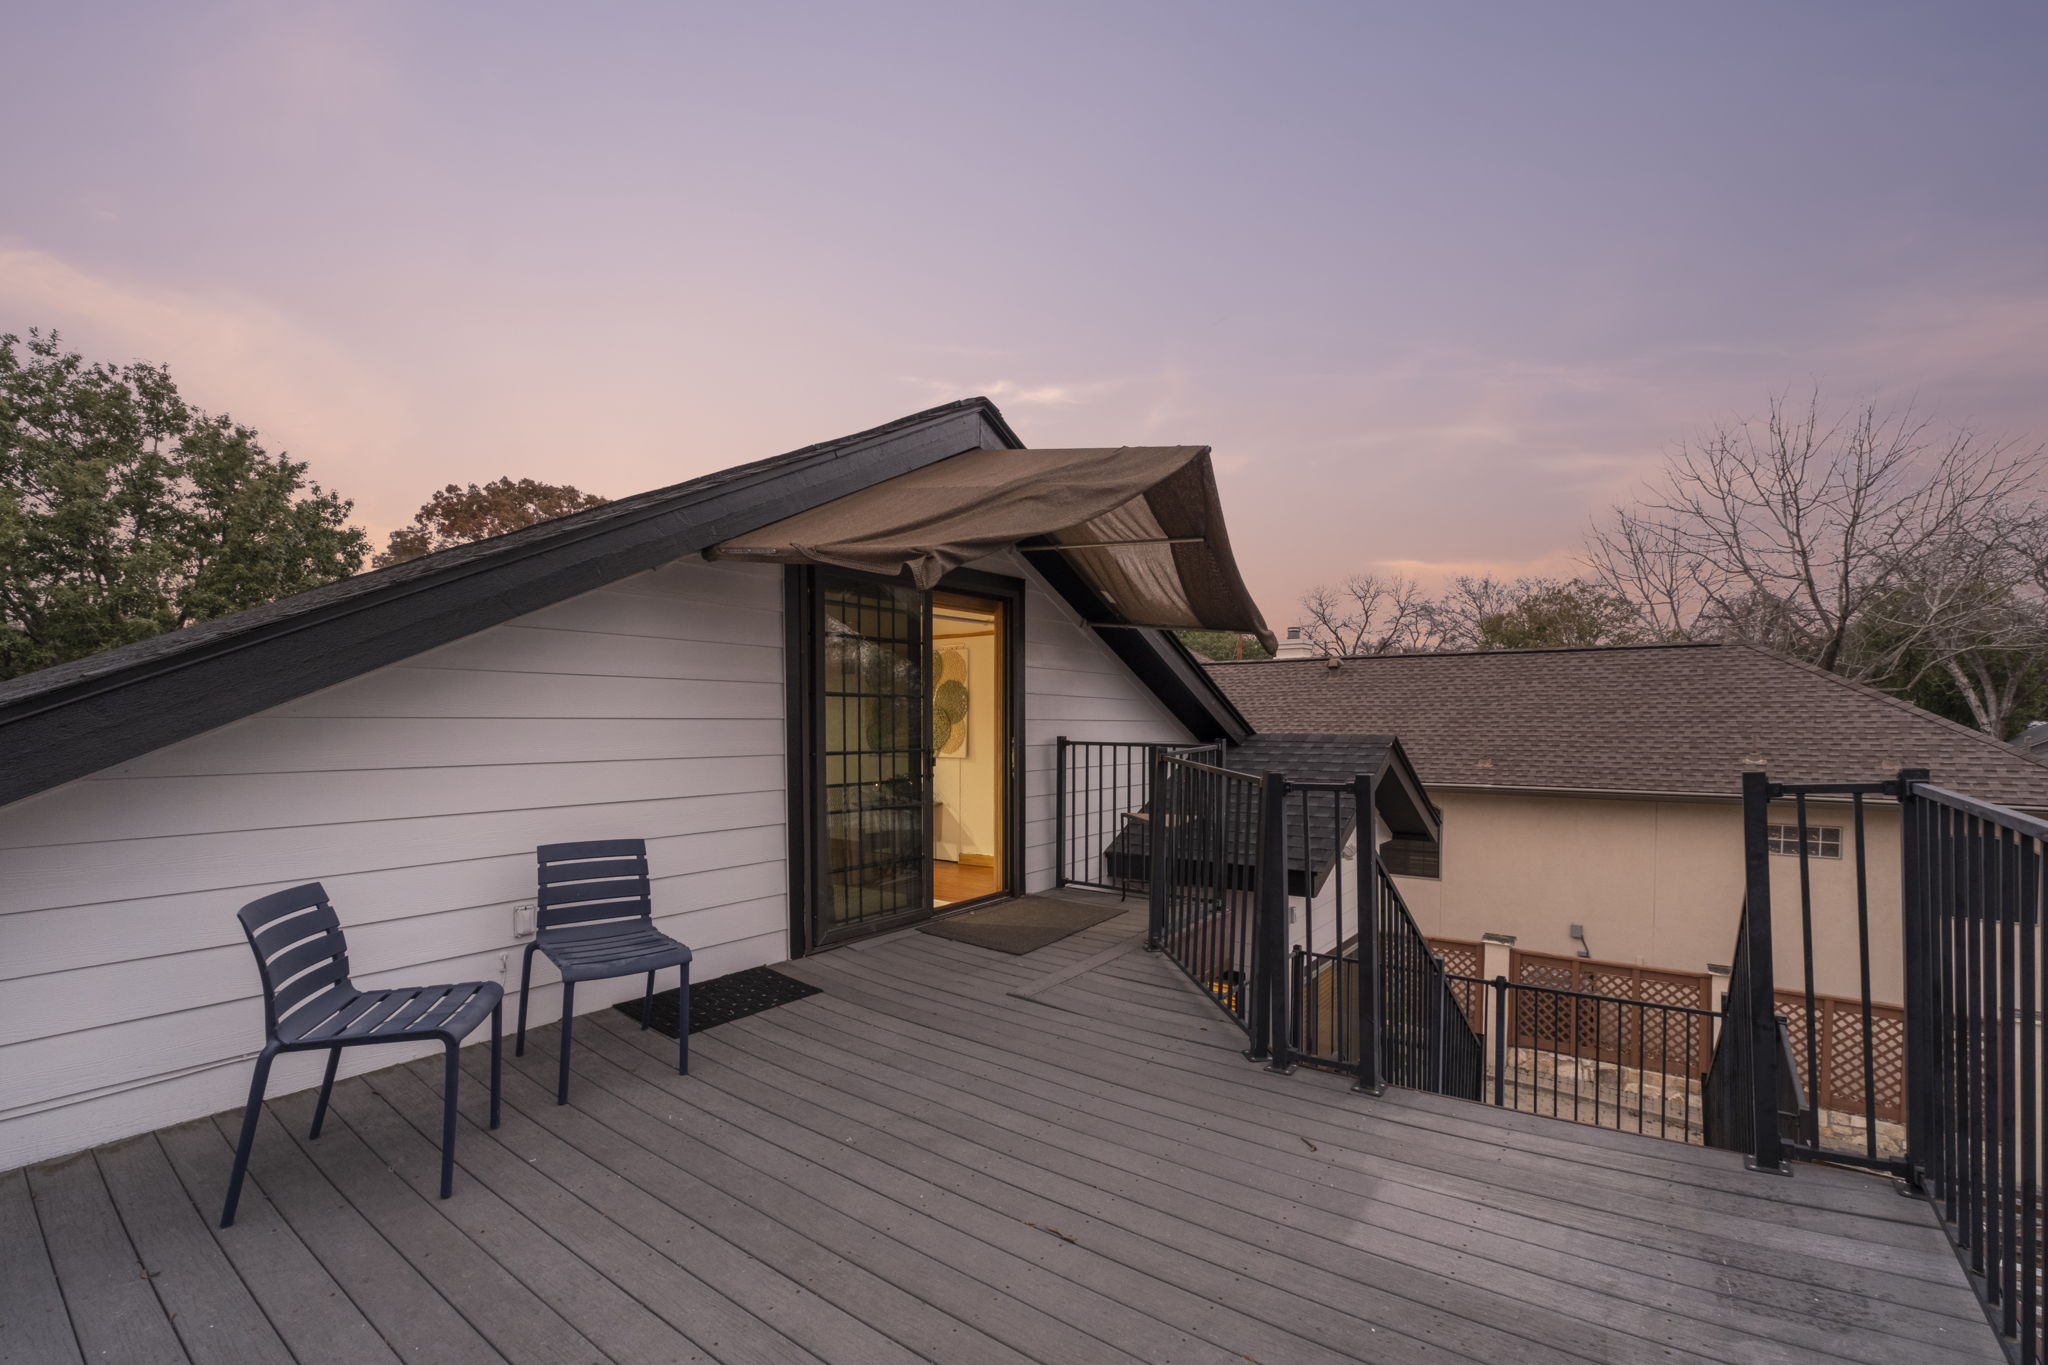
[{"left": 1767, "top": 824, "right": 1841, "bottom": 859}]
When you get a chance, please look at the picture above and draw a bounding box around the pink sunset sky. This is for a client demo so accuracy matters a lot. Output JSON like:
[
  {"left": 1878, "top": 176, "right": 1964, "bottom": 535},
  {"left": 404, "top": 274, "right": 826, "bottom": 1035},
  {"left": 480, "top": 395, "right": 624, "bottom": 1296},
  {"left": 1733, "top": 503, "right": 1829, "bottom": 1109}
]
[{"left": 4, "top": 2, "right": 2045, "bottom": 626}]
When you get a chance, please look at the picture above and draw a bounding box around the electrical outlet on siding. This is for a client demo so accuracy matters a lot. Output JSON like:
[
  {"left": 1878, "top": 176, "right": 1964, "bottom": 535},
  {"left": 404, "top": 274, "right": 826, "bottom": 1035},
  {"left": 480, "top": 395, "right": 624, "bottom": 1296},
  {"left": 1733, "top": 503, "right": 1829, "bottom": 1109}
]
[{"left": 513, "top": 903, "right": 536, "bottom": 939}]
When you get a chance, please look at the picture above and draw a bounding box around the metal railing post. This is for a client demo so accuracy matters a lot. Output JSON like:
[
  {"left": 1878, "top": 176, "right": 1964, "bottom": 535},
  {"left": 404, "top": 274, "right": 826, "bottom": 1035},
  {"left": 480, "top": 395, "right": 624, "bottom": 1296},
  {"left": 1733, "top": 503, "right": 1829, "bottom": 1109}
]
[
  {"left": 1897, "top": 768, "right": 1932, "bottom": 1188},
  {"left": 1145, "top": 750, "right": 1170, "bottom": 951},
  {"left": 1742, "top": 769, "right": 1788, "bottom": 1174},
  {"left": 1353, "top": 772, "right": 1385, "bottom": 1095},
  {"left": 1247, "top": 770, "right": 1290, "bottom": 1067},
  {"left": 1491, "top": 975, "right": 1509, "bottom": 1108},
  {"left": 1054, "top": 737, "right": 1069, "bottom": 888}
]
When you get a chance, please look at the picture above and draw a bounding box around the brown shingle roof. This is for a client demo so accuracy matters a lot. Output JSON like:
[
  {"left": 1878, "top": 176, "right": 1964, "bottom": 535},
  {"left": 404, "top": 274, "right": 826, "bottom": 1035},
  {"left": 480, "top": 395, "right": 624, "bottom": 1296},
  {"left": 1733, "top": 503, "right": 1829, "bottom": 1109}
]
[{"left": 1205, "top": 643, "right": 2048, "bottom": 808}]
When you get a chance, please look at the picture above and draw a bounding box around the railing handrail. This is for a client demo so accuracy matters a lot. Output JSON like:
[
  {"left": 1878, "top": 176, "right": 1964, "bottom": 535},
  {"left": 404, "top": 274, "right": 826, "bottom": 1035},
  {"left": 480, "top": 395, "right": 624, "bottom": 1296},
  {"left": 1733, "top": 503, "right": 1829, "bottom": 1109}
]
[
  {"left": 1160, "top": 754, "right": 1250, "bottom": 781},
  {"left": 1907, "top": 779, "right": 2048, "bottom": 842},
  {"left": 1443, "top": 971, "right": 1721, "bottom": 1018}
]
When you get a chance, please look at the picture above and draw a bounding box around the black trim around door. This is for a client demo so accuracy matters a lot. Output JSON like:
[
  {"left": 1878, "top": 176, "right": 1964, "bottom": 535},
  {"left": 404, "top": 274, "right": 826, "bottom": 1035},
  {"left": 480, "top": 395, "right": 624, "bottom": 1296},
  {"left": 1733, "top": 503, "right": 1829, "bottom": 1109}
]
[
  {"left": 931, "top": 566, "right": 1027, "bottom": 918},
  {"left": 785, "top": 563, "right": 1026, "bottom": 956}
]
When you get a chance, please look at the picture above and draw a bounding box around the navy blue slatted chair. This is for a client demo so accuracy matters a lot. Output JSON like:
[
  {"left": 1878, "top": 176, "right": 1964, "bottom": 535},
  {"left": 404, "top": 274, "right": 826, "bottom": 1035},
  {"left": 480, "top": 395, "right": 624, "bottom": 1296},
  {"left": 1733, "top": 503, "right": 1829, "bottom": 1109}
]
[
  {"left": 221, "top": 883, "right": 502, "bottom": 1228},
  {"left": 518, "top": 839, "right": 691, "bottom": 1104}
]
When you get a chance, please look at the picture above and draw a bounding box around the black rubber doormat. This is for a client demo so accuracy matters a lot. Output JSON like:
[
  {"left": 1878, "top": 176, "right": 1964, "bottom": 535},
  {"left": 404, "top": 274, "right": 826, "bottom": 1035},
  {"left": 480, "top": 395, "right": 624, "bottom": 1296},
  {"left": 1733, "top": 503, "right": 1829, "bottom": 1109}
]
[
  {"left": 918, "top": 895, "right": 1128, "bottom": 955},
  {"left": 614, "top": 965, "right": 820, "bottom": 1040}
]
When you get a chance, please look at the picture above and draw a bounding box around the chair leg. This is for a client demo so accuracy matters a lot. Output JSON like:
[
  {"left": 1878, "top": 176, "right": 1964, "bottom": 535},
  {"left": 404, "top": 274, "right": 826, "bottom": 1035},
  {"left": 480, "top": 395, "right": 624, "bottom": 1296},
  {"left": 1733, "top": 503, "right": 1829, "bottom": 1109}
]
[
  {"left": 515, "top": 943, "right": 537, "bottom": 1057},
  {"left": 557, "top": 980, "right": 575, "bottom": 1105},
  {"left": 308, "top": 1045, "right": 343, "bottom": 1139},
  {"left": 220, "top": 1044, "right": 278, "bottom": 1228},
  {"left": 489, "top": 1000, "right": 503, "bottom": 1130},
  {"left": 677, "top": 965, "right": 690, "bottom": 1076},
  {"left": 440, "top": 1040, "right": 460, "bottom": 1199},
  {"left": 642, "top": 970, "right": 655, "bottom": 1028}
]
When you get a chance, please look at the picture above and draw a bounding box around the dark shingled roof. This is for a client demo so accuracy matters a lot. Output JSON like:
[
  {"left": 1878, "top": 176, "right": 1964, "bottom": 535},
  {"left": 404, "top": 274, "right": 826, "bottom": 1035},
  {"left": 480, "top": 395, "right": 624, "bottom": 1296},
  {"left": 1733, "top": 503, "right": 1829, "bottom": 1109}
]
[
  {"left": 1102, "top": 732, "right": 1438, "bottom": 897},
  {"left": 1206, "top": 643, "right": 2048, "bottom": 809}
]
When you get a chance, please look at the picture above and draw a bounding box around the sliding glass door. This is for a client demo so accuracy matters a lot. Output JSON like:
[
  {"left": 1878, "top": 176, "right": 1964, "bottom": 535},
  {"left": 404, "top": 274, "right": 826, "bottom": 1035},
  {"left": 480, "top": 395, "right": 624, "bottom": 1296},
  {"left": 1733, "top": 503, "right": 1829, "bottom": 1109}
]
[
  {"left": 792, "top": 565, "right": 1024, "bottom": 952},
  {"left": 818, "top": 573, "right": 931, "bottom": 943}
]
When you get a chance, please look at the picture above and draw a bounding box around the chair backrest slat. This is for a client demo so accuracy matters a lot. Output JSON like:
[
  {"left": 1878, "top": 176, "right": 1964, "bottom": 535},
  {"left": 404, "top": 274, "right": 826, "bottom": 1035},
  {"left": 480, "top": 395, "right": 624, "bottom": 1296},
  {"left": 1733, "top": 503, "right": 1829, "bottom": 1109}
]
[
  {"left": 275, "top": 964, "right": 351, "bottom": 1028},
  {"left": 264, "top": 929, "right": 346, "bottom": 993},
  {"left": 237, "top": 883, "right": 353, "bottom": 1040},
  {"left": 536, "top": 840, "right": 651, "bottom": 930},
  {"left": 250, "top": 905, "right": 339, "bottom": 961}
]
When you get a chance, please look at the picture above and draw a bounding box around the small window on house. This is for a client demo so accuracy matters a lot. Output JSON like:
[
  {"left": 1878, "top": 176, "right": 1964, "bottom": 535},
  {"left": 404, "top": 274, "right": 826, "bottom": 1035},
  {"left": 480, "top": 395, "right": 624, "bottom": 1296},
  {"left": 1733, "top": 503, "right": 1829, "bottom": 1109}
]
[
  {"left": 1380, "top": 839, "right": 1441, "bottom": 879},
  {"left": 1766, "top": 824, "right": 1841, "bottom": 859}
]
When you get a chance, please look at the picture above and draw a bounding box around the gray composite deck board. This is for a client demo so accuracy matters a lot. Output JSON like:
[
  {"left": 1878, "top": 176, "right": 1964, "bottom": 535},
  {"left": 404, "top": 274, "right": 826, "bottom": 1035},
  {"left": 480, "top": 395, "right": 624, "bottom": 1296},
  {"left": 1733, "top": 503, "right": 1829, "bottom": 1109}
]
[
  {"left": 6, "top": 902, "right": 2005, "bottom": 1364},
  {"left": 832, "top": 933, "right": 1948, "bottom": 1240},
  {"left": 360, "top": 1064, "right": 826, "bottom": 1365},
  {"left": 210, "top": 1105, "right": 506, "bottom": 1365},
  {"left": 151, "top": 1118, "right": 405, "bottom": 1365},
  {"left": 0, "top": 1169, "right": 84, "bottom": 1365},
  {"left": 774, "top": 949, "right": 1990, "bottom": 1365},
  {"left": 24, "top": 1152, "right": 188, "bottom": 1365},
  {"left": 724, "top": 985, "right": 1977, "bottom": 1364},
  {"left": 315, "top": 1080, "right": 707, "bottom": 1364},
  {"left": 94, "top": 1136, "right": 293, "bottom": 1365}
]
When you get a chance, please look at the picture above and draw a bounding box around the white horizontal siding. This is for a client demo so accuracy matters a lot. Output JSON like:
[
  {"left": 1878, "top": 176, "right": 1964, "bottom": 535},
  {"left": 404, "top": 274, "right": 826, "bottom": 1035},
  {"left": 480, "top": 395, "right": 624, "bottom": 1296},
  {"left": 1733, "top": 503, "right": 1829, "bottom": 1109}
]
[
  {"left": 0, "top": 560, "right": 791, "bottom": 1171},
  {"left": 0, "top": 547, "right": 1205, "bottom": 1170}
]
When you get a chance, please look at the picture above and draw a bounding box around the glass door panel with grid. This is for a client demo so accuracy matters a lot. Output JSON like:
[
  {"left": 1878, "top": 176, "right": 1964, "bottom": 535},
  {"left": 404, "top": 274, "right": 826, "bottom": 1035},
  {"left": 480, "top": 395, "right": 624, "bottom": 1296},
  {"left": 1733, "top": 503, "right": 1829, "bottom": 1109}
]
[{"left": 819, "top": 574, "right": 931, "bottom": 941}]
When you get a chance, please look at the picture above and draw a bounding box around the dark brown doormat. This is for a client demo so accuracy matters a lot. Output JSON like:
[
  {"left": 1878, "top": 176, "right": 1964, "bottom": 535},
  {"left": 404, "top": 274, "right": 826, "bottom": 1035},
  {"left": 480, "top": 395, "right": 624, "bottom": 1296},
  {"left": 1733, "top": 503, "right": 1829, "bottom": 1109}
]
[
  {"left": 917, "top": 895, "right": 1130, "bottom": 955},
  {"left": 615, "top": 966, "right": 819, "bottom": 1040}
]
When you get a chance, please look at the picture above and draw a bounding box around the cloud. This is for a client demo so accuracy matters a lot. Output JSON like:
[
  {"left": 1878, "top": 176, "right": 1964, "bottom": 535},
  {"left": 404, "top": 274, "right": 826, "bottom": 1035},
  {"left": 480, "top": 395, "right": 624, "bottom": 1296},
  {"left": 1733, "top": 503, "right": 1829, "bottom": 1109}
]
[
  {"left": 0, "top": 244, "right": 418, "bottom": 527},
  {"left": 900, "top": 375, "right": 1122, "bottom": 407}
]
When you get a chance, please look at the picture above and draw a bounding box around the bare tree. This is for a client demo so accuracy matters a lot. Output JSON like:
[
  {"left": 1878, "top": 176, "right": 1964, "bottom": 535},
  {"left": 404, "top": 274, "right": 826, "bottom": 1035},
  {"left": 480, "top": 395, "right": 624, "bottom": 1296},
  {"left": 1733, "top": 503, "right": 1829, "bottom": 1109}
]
[
  {"left": 1297, "top": 572, "right": 1444, "bottom": 656},
  {"left": 1586, "top": 391, "right": 2044, "bottom": 678}
]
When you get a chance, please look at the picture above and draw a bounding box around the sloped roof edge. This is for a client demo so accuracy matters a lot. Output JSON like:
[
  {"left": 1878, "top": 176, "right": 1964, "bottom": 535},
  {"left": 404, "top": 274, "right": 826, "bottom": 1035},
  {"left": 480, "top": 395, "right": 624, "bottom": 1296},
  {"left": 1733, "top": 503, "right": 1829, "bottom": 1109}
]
[
  {"left": 0, "top": 397, "right": 1252, "bottom": 807},
  {"left": 1204, "top": 642, "right": 2048, "bottom": 809}
]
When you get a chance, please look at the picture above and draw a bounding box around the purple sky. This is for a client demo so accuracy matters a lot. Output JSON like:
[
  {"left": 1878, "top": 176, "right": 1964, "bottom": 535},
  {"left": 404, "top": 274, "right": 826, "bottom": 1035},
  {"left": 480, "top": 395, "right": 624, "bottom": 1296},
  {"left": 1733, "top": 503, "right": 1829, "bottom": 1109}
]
[{"left": 5, "top": 2, "right": 2045, "bottom": 623}]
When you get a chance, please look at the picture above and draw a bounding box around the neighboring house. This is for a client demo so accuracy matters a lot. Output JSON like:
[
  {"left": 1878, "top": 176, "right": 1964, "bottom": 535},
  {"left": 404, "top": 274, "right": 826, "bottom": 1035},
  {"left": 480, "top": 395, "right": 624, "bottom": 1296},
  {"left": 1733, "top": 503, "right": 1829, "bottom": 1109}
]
[
  {"left": 2018, "top": 720, "right": 2048, "bottom": 757},
  {"left": 1206, "top": 642, "right": 2048, "bottom": 1002},
  {"left": 0, "top": 398, "right": 1301, "bottom": 1171}
]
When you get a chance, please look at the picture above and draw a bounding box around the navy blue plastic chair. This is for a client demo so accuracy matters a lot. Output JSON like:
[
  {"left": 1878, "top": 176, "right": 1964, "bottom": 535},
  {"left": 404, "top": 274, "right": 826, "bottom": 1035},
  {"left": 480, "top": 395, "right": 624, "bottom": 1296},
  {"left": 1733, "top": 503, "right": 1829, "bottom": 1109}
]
[
  {"left": 221, "top": 883, "right": 503, "bottom": 1228},
  {"left": 517, "top": 839, "right": 691, "bottom": 1104}
]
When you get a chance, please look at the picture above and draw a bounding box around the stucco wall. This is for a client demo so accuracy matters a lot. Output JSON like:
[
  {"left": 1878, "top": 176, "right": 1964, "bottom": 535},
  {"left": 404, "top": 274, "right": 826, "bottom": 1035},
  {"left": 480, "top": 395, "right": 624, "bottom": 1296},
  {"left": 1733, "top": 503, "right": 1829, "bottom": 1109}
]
[{"left": 1392, "top": 789, "right": 1904, "bottom": 1003}]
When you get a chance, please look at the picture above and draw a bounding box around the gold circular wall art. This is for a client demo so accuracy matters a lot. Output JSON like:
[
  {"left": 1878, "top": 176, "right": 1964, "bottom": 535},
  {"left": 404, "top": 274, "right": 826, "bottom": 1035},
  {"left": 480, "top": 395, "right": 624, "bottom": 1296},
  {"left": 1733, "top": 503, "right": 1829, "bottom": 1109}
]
[{"left": 934, "top": 649, "right": 970, "bottom": 756}]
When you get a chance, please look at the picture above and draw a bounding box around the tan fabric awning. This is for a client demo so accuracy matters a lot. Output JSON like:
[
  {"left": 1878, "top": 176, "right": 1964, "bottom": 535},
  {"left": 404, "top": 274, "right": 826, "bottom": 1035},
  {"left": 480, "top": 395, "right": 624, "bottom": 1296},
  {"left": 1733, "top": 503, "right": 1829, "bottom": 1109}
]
[{"left": 705, "top": 446, "right": 1274, "bottom": 651}]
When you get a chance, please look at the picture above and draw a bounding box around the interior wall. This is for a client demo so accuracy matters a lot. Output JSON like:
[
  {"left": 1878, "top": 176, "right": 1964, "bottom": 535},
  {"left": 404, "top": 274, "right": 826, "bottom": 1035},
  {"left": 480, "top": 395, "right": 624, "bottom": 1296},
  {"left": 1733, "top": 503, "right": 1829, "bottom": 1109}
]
[{"left": 932, "top": 619, "right": 1000, "bottom": 864}]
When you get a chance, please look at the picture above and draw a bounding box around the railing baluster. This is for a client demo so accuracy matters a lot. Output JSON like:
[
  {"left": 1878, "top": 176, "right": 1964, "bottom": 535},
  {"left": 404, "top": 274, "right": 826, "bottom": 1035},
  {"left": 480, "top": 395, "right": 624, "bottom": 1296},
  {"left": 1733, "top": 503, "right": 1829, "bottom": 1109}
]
[{"left": 2021, "top": 828, "right": 2040, "bottom": 1363}]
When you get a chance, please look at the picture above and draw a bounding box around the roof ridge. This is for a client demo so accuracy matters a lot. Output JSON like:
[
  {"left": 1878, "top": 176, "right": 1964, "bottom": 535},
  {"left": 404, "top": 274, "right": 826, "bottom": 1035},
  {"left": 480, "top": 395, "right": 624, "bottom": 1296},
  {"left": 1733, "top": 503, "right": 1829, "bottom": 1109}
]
[
  {"left": 1728, "top": 642, "right": 2048, "bottom": 772},
  {"left": 1202, "top": 641, "right": 1723, "bottom": 667}
]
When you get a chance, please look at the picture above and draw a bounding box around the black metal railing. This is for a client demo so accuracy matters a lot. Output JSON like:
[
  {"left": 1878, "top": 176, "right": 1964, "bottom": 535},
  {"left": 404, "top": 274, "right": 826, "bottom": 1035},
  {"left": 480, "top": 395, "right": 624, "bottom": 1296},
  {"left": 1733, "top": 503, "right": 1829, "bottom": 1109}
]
[
  {"left": 1054, "top": 738, "right": 1221, "bottom": 893},
  {"left": 1282, "top": 776, "right": 1481, "bottom": 1100},
  {"left": 1902, "top": 775, "right": 2043, "bottom": 1361},
  {"left": 1704, "top": 771, "right": 1908, "bottom": 1177},
  {"left": 1702, "top": 894, "right": 1806, "bottom": 1166},
  {"left": 1471, "top": 971, "right": 1716, "bottom": 1143},
  {"left": 1145, "top": 752, "right": 1284, "bottom": 1053},
  {"left": 1373, "top": 857, "right": 1484, "bottom": 1098}
]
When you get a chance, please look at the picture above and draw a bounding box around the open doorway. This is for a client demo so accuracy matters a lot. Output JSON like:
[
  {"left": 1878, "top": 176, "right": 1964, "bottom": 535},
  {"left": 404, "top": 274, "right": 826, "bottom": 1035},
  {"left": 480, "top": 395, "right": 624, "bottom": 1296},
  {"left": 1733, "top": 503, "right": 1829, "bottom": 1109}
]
[
  {"left": 930, "top": 590, "right": 1008, "bottom": 907},
  {"left": 790, "top": 566, "right": 1023, "bottom": 953}
]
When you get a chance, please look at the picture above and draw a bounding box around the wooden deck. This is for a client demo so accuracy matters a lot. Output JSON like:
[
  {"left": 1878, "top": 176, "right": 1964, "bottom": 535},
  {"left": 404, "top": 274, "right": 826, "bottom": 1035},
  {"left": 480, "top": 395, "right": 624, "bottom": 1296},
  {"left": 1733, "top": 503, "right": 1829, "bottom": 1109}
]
[{"left": 3, "top": 899, "right": 2003, "bottom": 1365}]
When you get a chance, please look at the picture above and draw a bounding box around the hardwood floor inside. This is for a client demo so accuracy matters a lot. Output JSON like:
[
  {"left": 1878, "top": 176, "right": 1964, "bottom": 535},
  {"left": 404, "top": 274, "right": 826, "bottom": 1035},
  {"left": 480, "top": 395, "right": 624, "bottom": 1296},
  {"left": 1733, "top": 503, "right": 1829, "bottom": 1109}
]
[{"left": 933, "top": 860, "right": 1001, "bottom": 905}]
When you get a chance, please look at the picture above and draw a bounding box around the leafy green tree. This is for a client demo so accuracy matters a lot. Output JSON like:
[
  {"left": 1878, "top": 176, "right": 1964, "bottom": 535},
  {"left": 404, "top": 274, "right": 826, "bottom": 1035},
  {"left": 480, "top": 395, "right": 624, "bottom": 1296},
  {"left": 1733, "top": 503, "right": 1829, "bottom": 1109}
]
[
  {"left": 1471, "top": 579, "right": 1642, "bottom": 651},
  {"left": 0, "top": 330, "right": 368, "bottom": 682},
  {"left": 376, "top": 478, "right": 608, "bottom": 567},
  {"left": 1175, "top": 629, "right": 1272, "bottom": 661}
]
